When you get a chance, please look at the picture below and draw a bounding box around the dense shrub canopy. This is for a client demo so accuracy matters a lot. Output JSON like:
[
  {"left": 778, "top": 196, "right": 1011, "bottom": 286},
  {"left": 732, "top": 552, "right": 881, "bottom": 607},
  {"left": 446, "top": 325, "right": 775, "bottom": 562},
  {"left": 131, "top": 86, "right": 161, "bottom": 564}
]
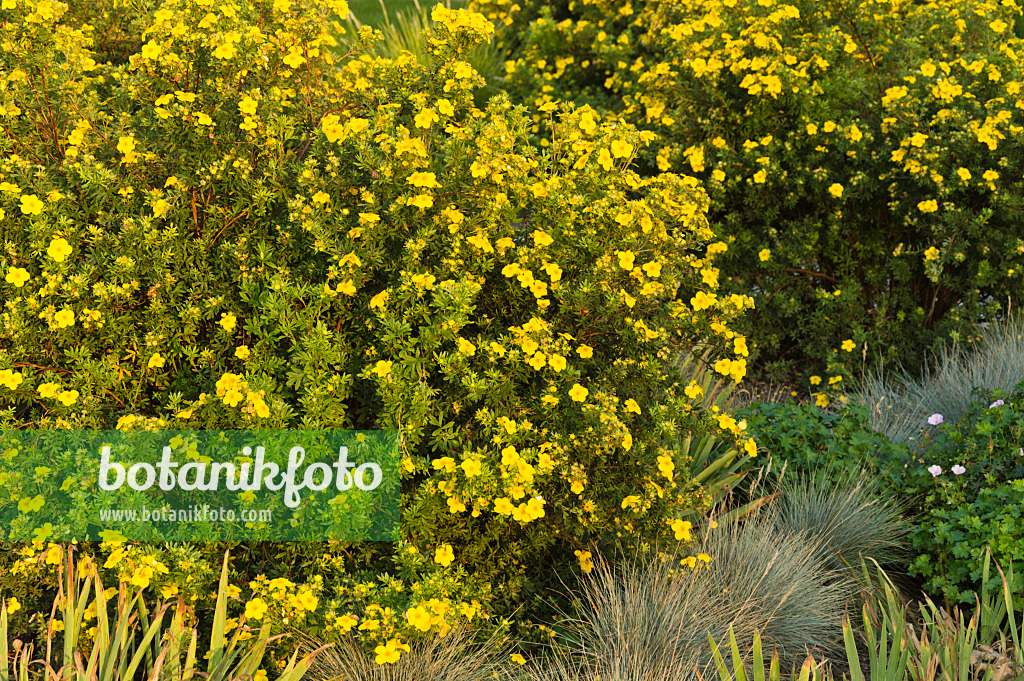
[
  {"left": 474, "top": 0, "right": 1024, "bottom": 392},
  {"left": 0, "top": 0, "right": 757, "bottom": 650}
]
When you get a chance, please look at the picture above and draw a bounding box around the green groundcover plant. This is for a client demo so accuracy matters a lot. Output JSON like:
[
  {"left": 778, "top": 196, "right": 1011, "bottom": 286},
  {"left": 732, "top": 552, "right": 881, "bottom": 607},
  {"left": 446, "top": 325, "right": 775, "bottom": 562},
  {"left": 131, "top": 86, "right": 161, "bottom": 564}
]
[
  {"left": 0, "top": 0, "right": 759, "bottom": 660},
  {"left": 472, "top": 0, "right": 1024, "bottom": 391},
  {"left": 902, "top": 381, "right": 1024, "bottom": 608}
]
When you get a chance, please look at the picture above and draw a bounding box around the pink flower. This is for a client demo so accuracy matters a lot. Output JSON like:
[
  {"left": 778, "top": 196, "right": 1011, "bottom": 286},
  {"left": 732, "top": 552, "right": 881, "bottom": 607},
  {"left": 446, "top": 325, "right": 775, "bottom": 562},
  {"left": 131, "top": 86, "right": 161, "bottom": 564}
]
[
  {"left": 927, "top": 465, "right": 943, "bottom": 477},
  {"left": 928, "top": 413, "right": 944, "bottom": 426},
  {"left": 990, "top": 400, "right": 1004, "bottom": 408},
  {"left": 952, "top": 465, "right": 966, "bottom": 475}
]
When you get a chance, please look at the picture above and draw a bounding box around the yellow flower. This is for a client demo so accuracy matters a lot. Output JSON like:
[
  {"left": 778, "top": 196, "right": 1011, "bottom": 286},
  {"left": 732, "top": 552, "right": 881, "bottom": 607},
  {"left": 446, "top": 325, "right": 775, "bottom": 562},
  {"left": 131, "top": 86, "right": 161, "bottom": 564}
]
[
  {"left": 457, "top": 338, "right": 476, "bottom": 356},
  {"left": 684, "top": 382, "right": 703, "bottom": 399},
  {"left": 117, "top": 136, "right": 138, "bottom": 163},
  {"left": 148, "top": 353, "right": 166, "bottom": 369},
  {"left": 815, "top": 393, "right": 830, "bottom": 408},
  {"left": 924, "top": 246, "right": 940, "bottom": 261},
  {"left": 38, "top": 382, "right": 60, "bottom": 398},
  {"left": 334, "top": 614, "right": 358, "bottom": 632},
  {"left": 296, "top": 591, "right": 318, "bottom": 611},
  {"left": 407, "top": 172, "right": 441, "bottom": 188},
  {"left": 19, "top": 194, "right": 44, "bottom": 215},
  {"left": 336, "top": 280, "right": 356, "bottom": 296},
  {"left": 407, "top": 605, "right": 432, "bottom": 631},
  {"left": 58, "top": 390, "right": 79, "bottom": 406},
  {"left": 690, "top": 291, "right": 717, "bottom": 311},
  {"left": 622, "top": 432, "right": 633, "bottom": 451},
  {"left": 758, "top": 249, "right": 771, "bottom": 262},
  {"left": 235, "top": 346, "right": 250, "bottom": 359},
  {"left": 461, "top": 459, "right": 482, "bottom": 477},
  {"left": 528, "top": 352, "right": 547, "bottom": 370},
  {"left": 657, "top": 455, "right": 674, "bottom": 480},
  {"left": 4, "top": 266, "right": 29, "bottom": 288},
  {"left": 434, "top": 545, "right": 455, "bottom": 567},
  {"left": 579, "top": 111, "right": 598, "bottom": 134},
  {"left": 414, "top": 108, "right": 440, "bottom": 128},
  {"left": 219, "top": 312, "right": 237, "bottom": 331},
  {"left": 511, "top": 653, "right": 527, "bottom": 665},
  {"left": 617, "top": 250, "right": 635, "bottom": 270},
  {"left": 244, "top": 598, "right": 268, "bottom": 620},
  {"left": 372, "top": 360, "right": 393, "bottom": 377},
  {"left": 0, "top": 369, "right": 23, "bottom": 391},
  {"left": 7, "top": 597, "right": 21, "bottom": 614},
  {"left": 577, "top": 345, "right": 594, "bottom": 358},
  {"left": 568, "top": 384, "right": 589, "bottom": 402},
  {"left": 610, "top": 140, "right": 633, "bottom": 158},
  {"left": 753, "top": 170, "right": 767, "bottom": 184},
  {"left": 311, "top": 191, "right": 330, "bottom": 204},
  {"left": 841, "top": 339, "right": 855, "bottom": 352},
  {"left": 642, "top": 261, "right": 661, "bottom": 277},
  {"left": 744, "top": 438, "right": 758, "bottom": 457},
  {"left": 918, "top": 199, "right": 938, "bottom": 213},
  {"left": 574, "top": 550, "right": 594, "bottom": 573},
  {"left": 990, "top": 19, "right": 1008, "bottom": 33},
  {"left": 624, "top": 399, "right": 641, "bottom": 414},
  {"left": 48, "top": 237, "right": 73, "bottom": 262},
  {"left": 548, "top": 354, "right": 567, "bottom": 372},
  {"left": 409, "top": 194, "right": 434, "bottom": 209},
  {"left": 436, "top": 98, "right": 455, "bottom": 116},
  {"left": 54, "top": 308, "right": 75, "bottom": 328},
  {"left": 957, "top": 168, "right": 971, "bottom": 181},
  {"left": 671, "top": 519, "right": 692, "bottom": 541},
  {"left": 532, "top": 230, "right": 554, "bottom": 247},
  {"left": 828, "top": 183, "right": 843, "bottom": 198},
  {"left": 809, "top": 375, "right": 822, "bottom": 385}
]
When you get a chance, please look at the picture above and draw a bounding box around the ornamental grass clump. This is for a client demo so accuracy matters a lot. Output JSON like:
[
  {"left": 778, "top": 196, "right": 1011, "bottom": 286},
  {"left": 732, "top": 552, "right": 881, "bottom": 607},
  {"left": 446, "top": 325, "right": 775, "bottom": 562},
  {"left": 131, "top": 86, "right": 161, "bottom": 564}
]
[
  {"left": 537, "top": 510, "right": 851, "bottom": 680},
  {"left": 298, "top": 626, "right": 511, "bottom": 681},
  {"left": 771, "top": 473, "right": 911, "bottom": 580},
  {"left": 0, "top": 0, "right": 758, "bottom": 657},
  {"left": 473, "top": 0, "right": 1024, "bottom": 395}
]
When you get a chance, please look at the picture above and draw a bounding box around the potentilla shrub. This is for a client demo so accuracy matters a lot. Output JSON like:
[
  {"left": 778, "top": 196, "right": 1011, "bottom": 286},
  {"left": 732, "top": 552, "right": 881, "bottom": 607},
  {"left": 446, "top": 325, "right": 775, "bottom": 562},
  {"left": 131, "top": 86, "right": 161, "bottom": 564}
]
[
  {"left": 0, "top": 0, "right": 757, "bottom": 658},
  {"left": 472, "top": 0, "right": 1024, "bottom": 395}
]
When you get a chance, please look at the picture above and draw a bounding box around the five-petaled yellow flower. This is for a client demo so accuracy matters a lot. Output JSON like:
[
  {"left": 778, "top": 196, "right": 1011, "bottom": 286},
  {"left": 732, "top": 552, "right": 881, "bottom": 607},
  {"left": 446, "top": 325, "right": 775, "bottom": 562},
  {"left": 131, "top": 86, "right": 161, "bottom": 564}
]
[
  {"left": 828, "top": 183, "right": 843, "bottom": 198},
  {"left": 48, "top": 238, "right": 72, "bottom": 262},
  {"left": 220, "top": 312, "right": 237, "bottom": 331},
  {"left": 148, "top": 353, "right": 166, "bottom": 369},
  {"left": 610, "top": 140, "right": 633, "bottom": 158},
  {"left": 434, "top": 544, "right": 455, "bottom": 567},
  {"left": 569, "top": 384, "right": 589, "bottom": 402},
  {"left": 5, "top": 267, "right": 30, "bottom": 287},
  {"left": 20, "top": 194, "right": 44, "bottom": 215},
  {"left": 841, "top": 339, "right": 856, "bottom": 352},
  {"left": 415, "top": 108, "right": 439, "bottom": 128},
  {"left": 54, "top": 308, "right": 75, "bottom": 328}
]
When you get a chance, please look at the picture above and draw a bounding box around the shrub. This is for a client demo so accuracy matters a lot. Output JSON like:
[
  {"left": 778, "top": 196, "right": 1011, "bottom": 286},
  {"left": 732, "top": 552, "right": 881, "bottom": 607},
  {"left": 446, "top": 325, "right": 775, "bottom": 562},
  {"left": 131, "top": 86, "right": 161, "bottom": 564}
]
[
  {"left": 471, "top": 0, "right": 1024, "bottom": 390},
  {"left": 0, "top": 0, "right": 757, "bottom": 657}
]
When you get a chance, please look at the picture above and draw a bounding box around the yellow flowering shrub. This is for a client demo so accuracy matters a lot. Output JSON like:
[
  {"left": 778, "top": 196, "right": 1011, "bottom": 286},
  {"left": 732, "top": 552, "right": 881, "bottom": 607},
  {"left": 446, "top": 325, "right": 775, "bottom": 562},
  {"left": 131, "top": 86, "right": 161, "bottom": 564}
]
[
  {"left": 474, "top": 0, "right": 1024, "bottom": 388},
  {"left": 0, "top": 0, "right": 755, "bottom": 655}
]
